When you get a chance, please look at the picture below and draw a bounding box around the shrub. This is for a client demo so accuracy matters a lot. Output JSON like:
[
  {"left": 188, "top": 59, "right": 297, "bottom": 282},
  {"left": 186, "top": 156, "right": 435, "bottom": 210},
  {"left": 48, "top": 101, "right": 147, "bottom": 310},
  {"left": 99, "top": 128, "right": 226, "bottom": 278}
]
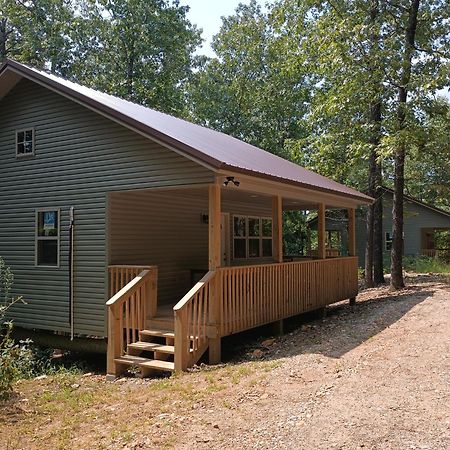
[
  {"left": 0, "top": 257, "right": 30, "bottom": 400},
  {"left": 403, "top": 256, "right": 450, "bottom": 274}
]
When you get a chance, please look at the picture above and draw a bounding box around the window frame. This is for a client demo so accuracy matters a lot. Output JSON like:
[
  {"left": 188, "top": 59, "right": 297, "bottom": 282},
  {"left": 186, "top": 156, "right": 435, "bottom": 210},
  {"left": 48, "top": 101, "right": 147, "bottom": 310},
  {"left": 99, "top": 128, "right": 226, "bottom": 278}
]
[
  {"left": 385, "top": 231, "right": 393, "bottom": 251},
  {"left": 35, "top": 208, "right": 60, "bottom": 268},
  {"left": 232, "top": 215, "right": 273, "bottom": 260},
  {"left": 16, "top": 127, "right": 35, "bottom": 158}
]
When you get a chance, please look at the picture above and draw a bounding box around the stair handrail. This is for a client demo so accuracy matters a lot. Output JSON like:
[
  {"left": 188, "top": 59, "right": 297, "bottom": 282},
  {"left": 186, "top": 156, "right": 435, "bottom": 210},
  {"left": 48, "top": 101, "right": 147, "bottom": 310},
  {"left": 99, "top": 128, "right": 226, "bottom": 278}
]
[
  {"left": 107, "top": 266, "right": 158, "bottom": 377},
  {"left": 173, "top": 270, "right": 216, "bottom": 371}
]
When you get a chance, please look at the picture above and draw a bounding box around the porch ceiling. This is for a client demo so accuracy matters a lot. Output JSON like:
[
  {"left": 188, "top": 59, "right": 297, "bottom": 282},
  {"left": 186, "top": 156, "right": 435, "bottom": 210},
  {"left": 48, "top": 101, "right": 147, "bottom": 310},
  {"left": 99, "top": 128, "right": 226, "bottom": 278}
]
[
  {"left": 112, "top": 181, "right": 360, "bottom": 211},
  {"left": 218, "top": 173, "right": 366, "bottom": 210}
]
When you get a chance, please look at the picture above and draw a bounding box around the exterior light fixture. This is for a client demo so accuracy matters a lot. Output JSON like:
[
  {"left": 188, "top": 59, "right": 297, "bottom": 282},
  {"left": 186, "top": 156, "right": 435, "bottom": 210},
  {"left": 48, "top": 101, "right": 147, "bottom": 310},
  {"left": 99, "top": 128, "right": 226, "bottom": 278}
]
[{"left": 223, "top": 176, "right": 240, "bottom": 187}]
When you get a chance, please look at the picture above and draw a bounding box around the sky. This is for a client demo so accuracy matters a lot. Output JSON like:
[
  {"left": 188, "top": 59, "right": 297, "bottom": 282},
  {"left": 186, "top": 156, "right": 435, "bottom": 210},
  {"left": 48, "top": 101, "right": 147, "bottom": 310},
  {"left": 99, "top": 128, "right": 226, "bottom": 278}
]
[
  {"left": 183, "top": 0, "right": 449, "bottom": 100},
  {"left": 182, "top": 0, "right": 264, "bottom": 57}
]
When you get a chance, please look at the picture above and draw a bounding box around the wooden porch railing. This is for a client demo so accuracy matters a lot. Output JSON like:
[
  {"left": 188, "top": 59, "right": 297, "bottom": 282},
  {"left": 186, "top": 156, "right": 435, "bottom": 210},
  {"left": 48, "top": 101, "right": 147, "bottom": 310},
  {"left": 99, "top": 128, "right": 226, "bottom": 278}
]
[
  {"left": 218, "top": 257, "right": 358, "bottom": 336},
  {"left": 307, "top": 248, "right": 341, "bottom": 258},
  {"left": 108, "top": 265, "right": 154, "bottom": 298},
  {"left": 106, "top": 266, "right": 158, "bottom": 376},
  {"left": 421, "top": 249, "right": 449, "bottom": 259},
  {"left": 173, "top": 271, "right": 216, "bottom": 371}
]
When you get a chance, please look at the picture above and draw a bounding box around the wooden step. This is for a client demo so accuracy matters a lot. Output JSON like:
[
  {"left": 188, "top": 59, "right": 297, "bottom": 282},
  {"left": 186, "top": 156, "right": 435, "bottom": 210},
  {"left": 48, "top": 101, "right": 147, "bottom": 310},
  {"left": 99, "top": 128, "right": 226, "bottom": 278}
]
[
  {"left": 114, "top": 355, "right": 174, "bottom": 373},
  {"left": 140, "top": 329, "right": 175, "bottom": 339},
  {"left": 140, "top": 359, "right": 175, "bottom": 372},
  {"left": 128, "top": 341, "right": 174, "bottom": 354},
  {"left": 114, "top": 355, "right": 151, "bottom": 366},
  {"left": 146, "top": 318, "right": 174, "bottom": 331}
]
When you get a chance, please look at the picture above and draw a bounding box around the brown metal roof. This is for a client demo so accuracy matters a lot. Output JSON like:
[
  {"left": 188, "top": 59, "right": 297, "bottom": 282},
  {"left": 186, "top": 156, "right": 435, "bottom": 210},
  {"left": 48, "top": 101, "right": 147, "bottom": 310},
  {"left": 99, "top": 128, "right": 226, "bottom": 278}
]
[{"left": 0, "top": 59, "right": 373, "bottom": 204}]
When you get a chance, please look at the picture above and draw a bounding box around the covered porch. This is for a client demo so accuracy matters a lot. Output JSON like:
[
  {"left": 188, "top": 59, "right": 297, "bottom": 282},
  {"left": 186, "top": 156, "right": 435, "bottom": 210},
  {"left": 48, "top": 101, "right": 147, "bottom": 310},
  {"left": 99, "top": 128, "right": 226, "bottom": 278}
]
[{"left": 106, "top": 173, "right": 364, "bottom": 377}]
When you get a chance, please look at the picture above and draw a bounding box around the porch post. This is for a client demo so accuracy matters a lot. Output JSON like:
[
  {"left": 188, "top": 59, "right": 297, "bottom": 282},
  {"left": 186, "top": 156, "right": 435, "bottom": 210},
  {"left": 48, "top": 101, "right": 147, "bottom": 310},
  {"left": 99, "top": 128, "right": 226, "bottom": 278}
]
[
  {"left": 347, "top": 208, "right": 356, "bottom": 257},
  {"left": 208, "top": 183, "right": 221, "bottom": 364},
  {"left": 209, "top": 184, "right": 221, "bottom": 270},
  {"left": 272, "top": 195, "right": 283, "bottom": 262},
  {"left": 318, "top": 203, "right": 326, "bottom": 259}
]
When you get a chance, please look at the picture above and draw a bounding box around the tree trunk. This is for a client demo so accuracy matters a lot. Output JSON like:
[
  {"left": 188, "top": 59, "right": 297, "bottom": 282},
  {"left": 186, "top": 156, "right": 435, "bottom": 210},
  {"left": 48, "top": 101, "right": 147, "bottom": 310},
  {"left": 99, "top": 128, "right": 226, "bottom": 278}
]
[
  {"left": 365, "top": 0, "right": 384, "bottom": 286},
  {"left": 390, "top": 0, "right": 420, "bottom": 290},
  {"left": 365, "top": 150, "right": 375, "bottom": 288},
  {"left": 0, "top": 18, "right": 9, "bottom": 62},
  {"left": 373, "top": 123, "right": 385, "bottom": 284}
]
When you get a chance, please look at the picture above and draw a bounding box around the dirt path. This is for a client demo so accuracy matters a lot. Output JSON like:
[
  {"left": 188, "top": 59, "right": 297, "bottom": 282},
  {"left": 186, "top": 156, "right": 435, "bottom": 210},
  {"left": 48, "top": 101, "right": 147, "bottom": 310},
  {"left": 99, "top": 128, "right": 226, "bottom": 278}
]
[
  {"left": 2, "top": 275, "right": 449, "bottom": 450},
  {"left": 178, "top": 276, "right": 450, "bottom": 450}
]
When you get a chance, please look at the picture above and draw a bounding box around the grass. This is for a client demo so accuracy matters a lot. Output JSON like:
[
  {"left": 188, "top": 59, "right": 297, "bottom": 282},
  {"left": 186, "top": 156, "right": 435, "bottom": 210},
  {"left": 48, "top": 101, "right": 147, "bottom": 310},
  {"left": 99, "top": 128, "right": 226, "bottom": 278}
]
[
  {"left": 1, "top": 357, "right": 282, "bottom": 450},
  {"left": 403, "top": 256, "right": 450, "bottom": 274}
]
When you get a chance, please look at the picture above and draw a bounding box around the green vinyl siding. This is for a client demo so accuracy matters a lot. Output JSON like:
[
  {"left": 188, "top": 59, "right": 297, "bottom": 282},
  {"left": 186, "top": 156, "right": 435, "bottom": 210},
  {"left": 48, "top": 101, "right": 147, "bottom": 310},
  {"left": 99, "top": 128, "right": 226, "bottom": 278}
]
[{"left": 0, "top": 78, "right": 214, "bottom": 336}]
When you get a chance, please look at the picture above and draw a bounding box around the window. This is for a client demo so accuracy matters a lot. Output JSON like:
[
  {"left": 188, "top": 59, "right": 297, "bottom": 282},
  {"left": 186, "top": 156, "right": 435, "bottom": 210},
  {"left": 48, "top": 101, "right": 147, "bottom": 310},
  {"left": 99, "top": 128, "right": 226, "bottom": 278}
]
[
  {"left": 36, "top": 210, "right": 59, "bottom": 266},
  {"left": 16, "top": 128, "right": 35, "bottom": 156},
  {"left": 233, "top": 216, "right": 273, "bottom": 259},
  {"left": 385, "top": 232, "right": 392, "bottom": 251}
]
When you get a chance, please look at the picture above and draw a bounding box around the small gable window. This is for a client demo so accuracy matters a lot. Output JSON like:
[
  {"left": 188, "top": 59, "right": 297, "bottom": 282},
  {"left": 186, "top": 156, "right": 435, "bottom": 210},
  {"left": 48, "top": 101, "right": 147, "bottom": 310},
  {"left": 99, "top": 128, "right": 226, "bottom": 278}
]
[{"left": 16, "top": 128, "right": 35, "bottom": 156}]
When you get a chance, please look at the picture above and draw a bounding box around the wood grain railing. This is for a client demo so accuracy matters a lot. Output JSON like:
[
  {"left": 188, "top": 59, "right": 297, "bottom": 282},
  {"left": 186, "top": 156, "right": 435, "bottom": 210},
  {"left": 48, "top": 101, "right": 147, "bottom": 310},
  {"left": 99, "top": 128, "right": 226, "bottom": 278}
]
[
  {"left": 173, "top": 271, "right": 216, "bottom": 372},
  {"left": 217, "top": 257, "right": 358, "bottom": 336},
  {"left": 108, "top": 265, "right": 153, "bottom": 298},
  {"left": 106, "top": 266, "right": 158, "bottom": 376},
  {"left": 421, "top": 249, "right": 449, "bottom": 259},
  {"left": 306, "top": 248, "right": 341, "bottom": 258}
]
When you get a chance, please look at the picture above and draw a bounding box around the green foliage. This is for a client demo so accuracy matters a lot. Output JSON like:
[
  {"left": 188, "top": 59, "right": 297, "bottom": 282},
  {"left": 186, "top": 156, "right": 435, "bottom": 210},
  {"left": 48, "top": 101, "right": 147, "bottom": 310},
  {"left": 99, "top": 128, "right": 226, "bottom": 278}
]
[
  {"left": 403, "top": 256, "right": 450, "bottom": 274},
  {"left": 188, "top": 0, "right": 310, "bottom": 156},
  {"left": 282, "top": 211, "right": 309, "bottom": 255},
  {"left": 1, "top": 0, "right": 201, "bottom": 116},
  {"left": 272, "top": 0, "right": 450, "bottom": 194},
  {"left": 0, "top": 256, "right": 28, "bottom": 400}
]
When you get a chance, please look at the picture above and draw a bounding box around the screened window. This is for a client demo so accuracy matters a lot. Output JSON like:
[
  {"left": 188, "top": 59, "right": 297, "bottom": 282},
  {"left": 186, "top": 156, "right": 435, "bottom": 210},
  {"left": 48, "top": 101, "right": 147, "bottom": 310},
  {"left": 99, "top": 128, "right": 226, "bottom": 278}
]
[
  {"left": 16, "top": 129, "right": 35, "bottom": 156},
  {"left": 36, "top": 210, "right": 59, "bottom": 266},
  {"left": 233, "top": 216, "right": 273, "bottom": 259}
]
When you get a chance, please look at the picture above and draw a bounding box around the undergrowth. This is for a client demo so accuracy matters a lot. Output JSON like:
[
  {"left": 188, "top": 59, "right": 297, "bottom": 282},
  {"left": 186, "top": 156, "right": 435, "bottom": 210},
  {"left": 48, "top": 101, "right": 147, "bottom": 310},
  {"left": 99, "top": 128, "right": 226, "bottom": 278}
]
[{"left": 403, "top": 256, "right": 450, "bottom": 274}]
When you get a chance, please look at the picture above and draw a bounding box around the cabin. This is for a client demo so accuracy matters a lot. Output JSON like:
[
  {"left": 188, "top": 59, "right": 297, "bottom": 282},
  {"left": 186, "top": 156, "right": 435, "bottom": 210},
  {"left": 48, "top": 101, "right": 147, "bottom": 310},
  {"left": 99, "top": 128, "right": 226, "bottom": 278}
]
[
  {"left": 0, "top": 60, "right": 372, "bottom": 378},
  {"left": 308, "top": 188, "right": 450, "bottom": 266}
]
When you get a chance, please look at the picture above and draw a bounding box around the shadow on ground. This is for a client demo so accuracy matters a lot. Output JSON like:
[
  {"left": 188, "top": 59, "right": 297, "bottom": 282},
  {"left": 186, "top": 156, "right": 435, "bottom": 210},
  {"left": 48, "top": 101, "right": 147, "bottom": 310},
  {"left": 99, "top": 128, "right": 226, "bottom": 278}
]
[{"left": 220, "top": 279, "right": 441, "bottom": 364}]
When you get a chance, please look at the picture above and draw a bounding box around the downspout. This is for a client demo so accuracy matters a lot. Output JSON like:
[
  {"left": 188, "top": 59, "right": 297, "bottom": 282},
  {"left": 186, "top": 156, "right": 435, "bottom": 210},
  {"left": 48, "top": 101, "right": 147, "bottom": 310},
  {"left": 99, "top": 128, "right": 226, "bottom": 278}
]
[{"left": 69, "top": 207, "right": 74, "bottom": 340}]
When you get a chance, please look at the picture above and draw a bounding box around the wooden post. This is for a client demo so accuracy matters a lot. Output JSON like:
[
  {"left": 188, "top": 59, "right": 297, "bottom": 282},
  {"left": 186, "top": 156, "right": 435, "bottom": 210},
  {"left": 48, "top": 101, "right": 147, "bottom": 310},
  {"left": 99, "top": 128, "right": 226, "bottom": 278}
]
[
  {"left": 272, "top": 319, "right": 284, "bottom": 336},
  {"left": 272, "top": 195, "right": 283, "bottom": 262},
  {"left": 106, "top": 307, "right": 121, "bottom": 379},
  {"left": 209, "top": 184, "right": 221, "bottom": 270},
  {"left": 208, "top": 183, "right": 222, "bottom": 364},
  {"left": 146, "top": 268, "right": 158, "bottom": 320},
  {"left": 348, "top": 208, "right": 356, "bottom": 257},
  {"left": 174, "top": 308, "right": 189, "bottom": 372},
  {"left": 208, "top": 275, "right": 221, "bottom": 364},
  {"left": 318, "top": 203, "right": 326, "bottom": 259}
]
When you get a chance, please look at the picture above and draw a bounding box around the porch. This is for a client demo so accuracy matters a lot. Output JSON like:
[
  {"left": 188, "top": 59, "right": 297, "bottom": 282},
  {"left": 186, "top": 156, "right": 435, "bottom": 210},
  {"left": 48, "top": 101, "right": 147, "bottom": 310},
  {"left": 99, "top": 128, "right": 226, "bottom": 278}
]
[
  {"left": 421, "top": 227, "right": 450, "bottom": 260},
  {"left": 105, "top": 176, "right": 362, "bottom": 378}
]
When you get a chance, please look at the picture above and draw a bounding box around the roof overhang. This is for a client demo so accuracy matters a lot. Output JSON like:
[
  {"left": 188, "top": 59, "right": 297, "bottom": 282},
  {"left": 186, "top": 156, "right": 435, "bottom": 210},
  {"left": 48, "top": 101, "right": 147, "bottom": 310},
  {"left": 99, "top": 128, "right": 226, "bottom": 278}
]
[
  {"left": 0, "top": 59, "right": 374, "bottom": 207},
  {"left": 217, "top": 172, "right": 369, "bottom": 209}
]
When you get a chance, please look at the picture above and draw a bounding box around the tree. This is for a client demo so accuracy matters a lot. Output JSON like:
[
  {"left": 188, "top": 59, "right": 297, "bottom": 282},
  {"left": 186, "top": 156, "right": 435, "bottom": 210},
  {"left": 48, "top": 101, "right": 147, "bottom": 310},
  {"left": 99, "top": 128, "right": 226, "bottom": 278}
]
[
  {"left": 273, "top": 0, "right": 449, "bottom": 287},
  {"left": 1, "top": 0, "right": 201, "bottom": 116},
  {"left": 74, "top": 0, "right": 201, "bottom": 115},
  {"left": 188, "top": 0, "right": 310, "bottom": 155},
  {"left": 404, "top": 99, "right": 450, "bottom": 211},
  {"left": 0, "top": 0, "right": 76, "bottom": 71}
]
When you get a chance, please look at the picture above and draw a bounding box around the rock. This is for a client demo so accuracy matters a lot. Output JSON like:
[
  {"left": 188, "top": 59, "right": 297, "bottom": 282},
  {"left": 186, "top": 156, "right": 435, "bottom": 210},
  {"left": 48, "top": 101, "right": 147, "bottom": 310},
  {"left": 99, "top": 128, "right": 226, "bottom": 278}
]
[
  {"left": 34, "top": 375, "right": 47, "bottom": 381},
  {"left": 252, "top": 349, "right": 264, "bottom": 358},
  {"left": 261, "top": 338, "right": 276, "bottom": 347},
  {"left": 71, "top": 383, "right": 80, "bottom": 389}
]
